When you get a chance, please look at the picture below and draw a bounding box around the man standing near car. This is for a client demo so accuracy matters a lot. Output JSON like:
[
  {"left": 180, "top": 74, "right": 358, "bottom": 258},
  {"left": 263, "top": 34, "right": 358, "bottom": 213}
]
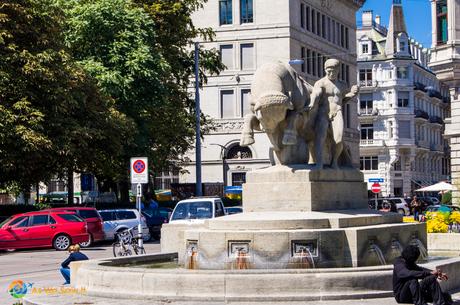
[{"left": 393, "top": 245, "right": 452, "bottom": 305}]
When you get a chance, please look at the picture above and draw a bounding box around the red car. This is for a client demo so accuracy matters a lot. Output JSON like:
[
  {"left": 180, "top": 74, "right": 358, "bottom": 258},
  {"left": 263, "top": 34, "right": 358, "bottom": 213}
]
[
  {"left": 0, "top": 211, "right": 88, "bottom": 251},
  {"left": 45, "top": 207, "right": 104, "bottom": 247}
]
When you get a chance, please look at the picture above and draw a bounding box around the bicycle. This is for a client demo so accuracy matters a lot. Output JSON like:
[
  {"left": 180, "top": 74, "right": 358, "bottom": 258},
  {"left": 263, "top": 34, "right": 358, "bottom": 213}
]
[{"left": 112, "top": 227, "right": 146, "bottom": 257}]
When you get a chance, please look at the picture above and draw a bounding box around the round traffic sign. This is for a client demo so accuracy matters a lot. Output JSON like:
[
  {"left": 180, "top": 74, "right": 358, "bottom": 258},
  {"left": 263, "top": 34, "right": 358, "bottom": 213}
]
[
  {"left": 133, "top": 160, "right": 146, "bottom": 174},
  {"left": 371, "top": 183, "right": 381, "bottom": 194}
]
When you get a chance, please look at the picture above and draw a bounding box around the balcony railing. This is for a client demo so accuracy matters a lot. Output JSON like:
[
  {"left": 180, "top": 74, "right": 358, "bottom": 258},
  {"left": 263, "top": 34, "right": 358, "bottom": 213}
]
[
  {"left": 413, "top": 82, "right": 427, "bottom": 92},
  {"left": 429, "top": 115, "right": 444, "bottom": 125},
  {"left": 414, "top": 109, "right": 429, "bottom": 120},
  {"left": 359, "top": 80, "right": 373, "bottom": 87},
  {"left": 359, "top": 108, "right": 375, "bottom": 116},
  {"left": 360, "top": 139, "right": 384, "bottom": 146}
]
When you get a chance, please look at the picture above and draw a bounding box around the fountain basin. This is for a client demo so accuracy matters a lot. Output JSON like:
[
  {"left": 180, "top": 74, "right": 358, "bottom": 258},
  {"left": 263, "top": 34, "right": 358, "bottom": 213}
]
[{"left": 70, "top": 253, "right": 460, "bottom": 302}]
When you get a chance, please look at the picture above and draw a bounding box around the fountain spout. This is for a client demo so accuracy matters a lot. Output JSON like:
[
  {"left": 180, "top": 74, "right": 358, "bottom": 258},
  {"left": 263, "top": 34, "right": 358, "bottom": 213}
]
[
  {"left": 368, "top": 240, "right": 386, "bottom": 265},
  {"left": 233, "top": 248, "right": 251, "bottom": 270},
  {"left": 187, "top": 247, "right": 199, "bottom": 269},
  {"left": 410, "top": 233, "right": 428, "bottom": 261}
]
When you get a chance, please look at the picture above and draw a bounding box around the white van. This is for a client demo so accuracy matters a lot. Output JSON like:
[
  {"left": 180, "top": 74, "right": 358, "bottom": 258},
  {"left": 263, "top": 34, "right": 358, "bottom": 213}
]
[
  {"left": 161, "top": 197, "right": 226, "bottom": 253},
  {"left": 169, "top": 197, "right": 226, "bottom": 224}
]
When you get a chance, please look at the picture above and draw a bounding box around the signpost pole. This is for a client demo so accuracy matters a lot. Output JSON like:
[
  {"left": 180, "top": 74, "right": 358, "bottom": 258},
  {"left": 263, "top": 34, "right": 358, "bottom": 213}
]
[
  {"left": 137, "top": 183, "right": 143, "bottom": 249},
  {"left": 375, "top": 192, "right": 378, "bottom": 210}
]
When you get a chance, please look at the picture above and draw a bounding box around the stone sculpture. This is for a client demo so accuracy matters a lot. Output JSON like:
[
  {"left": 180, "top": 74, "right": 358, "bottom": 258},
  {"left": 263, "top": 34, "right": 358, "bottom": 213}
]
[{"left": 240, "top": 58, "right": 358, "bottom": 168}]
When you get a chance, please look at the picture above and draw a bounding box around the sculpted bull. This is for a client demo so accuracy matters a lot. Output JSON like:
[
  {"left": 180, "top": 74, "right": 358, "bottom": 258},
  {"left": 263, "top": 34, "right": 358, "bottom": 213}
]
[{"left": 240, "top": 62, "right": 316, "bottom": 165}]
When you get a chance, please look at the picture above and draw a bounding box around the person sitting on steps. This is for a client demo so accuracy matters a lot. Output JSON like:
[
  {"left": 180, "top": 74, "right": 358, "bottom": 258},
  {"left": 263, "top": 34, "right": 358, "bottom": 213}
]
[{"left": 60, "top": 244, "right": 88, "bottom": 285}]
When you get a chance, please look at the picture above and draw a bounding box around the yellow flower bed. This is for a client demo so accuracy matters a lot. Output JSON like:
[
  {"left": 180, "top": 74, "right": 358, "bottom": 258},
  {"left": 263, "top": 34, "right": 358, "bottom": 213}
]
[
  {"left": 403, "top": 216, "right": 417, "bottom": 223},
  {"left": 425, "top": 211, "right": 460, "bottom": 233}
]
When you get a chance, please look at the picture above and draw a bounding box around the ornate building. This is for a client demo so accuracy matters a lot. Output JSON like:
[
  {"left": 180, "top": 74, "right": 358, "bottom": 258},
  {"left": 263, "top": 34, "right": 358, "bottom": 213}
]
[
  {"left": 179, "top": 0, "right": 364, "bottom": 187},
  {"left": 429, "top": 0, "right": 460, "bottom": 203},
  {"left": 357, "top": 1, "right": 450, "bottom": 197}
]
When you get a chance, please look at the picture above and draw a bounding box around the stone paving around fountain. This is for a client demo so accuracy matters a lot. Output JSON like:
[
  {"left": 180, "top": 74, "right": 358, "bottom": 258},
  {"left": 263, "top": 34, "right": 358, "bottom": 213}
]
[{"left": 22, "top": 291, "right": 460, "bottom": 305}]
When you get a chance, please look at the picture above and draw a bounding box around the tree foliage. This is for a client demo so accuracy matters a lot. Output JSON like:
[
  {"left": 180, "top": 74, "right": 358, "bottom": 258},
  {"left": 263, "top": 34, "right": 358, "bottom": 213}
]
[
  {"left": 0, "top": 0, "right": 127, "bottom": 193},
  {"left": 58, "top": 0, "right": 224, "bottom": 192}
]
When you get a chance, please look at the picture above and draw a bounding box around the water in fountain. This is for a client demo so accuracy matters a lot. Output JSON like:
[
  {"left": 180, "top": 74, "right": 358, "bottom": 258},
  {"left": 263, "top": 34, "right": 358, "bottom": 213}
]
[
  {"left": 288, "top": 248, "right": 316, "bottom": 269},
  {"left": 410, "top": 238, "right": 428, "bottom": 261},
  {"left": 186, "top": 246, "right": 199, "bottom": 269},
  {"left": 386, "top": 238, "right": 403, "bottom": 263},
  {"left": 367, "top": 241, "right": 387, "bottom": 265},
  {"left": 231, "top": 248, "right": 252, "bottom": 270}
]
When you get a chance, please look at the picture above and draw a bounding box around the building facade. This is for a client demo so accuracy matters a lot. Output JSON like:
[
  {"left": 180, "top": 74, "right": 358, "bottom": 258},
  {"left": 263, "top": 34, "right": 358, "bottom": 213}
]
[
  {"left": 180, "top": 0, "right": 364, "bottom": 187},
  {"left": 357, "top": 1, "right": 450, "bottom": 197},
  {"left": 429, "top": 0, "right": 460, "bottom": 203}
]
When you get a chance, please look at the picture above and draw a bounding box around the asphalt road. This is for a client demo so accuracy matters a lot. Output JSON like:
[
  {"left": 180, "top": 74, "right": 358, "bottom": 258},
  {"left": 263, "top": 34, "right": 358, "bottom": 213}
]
[{"left": 0, "top": 241, "right": 161, "bottom": 305}]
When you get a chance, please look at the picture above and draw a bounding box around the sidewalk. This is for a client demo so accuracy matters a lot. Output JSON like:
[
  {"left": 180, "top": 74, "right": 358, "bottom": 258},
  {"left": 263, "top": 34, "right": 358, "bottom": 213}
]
[{"left": 22, "top": 291, "right": 460, "bottom": 305}]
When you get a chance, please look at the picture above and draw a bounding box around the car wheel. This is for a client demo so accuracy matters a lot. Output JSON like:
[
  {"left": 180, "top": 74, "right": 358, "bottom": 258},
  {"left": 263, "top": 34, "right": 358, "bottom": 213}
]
[
  {"left": 79, "top": 234, "right": 93, "bottom": 248},
  {"left": 53, "top": 234, "right": 71, "bottom": 251},
  {"left": 397, "top": 209, "right": 405, "bottom": 216}
]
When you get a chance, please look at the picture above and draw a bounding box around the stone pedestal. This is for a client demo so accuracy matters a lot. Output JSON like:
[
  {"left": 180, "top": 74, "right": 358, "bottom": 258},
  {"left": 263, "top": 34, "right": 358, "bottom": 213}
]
[{"left": 243, "top": 165, "right": 368, "bottom": 212}]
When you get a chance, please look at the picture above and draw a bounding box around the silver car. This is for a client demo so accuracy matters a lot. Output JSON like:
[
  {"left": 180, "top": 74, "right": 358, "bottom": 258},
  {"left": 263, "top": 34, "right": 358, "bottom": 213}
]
[{"left": 98, "top": 209, "right": 150, "bottom": 241}]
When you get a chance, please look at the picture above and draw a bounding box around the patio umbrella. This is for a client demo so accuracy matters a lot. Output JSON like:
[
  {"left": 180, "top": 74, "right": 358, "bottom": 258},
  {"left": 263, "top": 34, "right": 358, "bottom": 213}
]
[{"left": 415, "top": 181, "right": 454, "bottom": 192}]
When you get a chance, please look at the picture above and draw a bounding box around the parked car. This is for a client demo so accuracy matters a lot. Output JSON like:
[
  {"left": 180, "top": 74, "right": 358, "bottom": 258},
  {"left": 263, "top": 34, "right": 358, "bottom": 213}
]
[
  {"left": 142, "top": 207, "right": 172, "bottom": 240},
  {"left": 169, "top": 197, "right": 226, "bottom": 224},
  {"left": 418, "top": 196, "right": 440, "bottom": 206},
  {"left": 224, "top": 206, "right": 243, "bottom": 215},
  {"left": 98, "top": 209, "right": 150, "bottom": 241},
  {"left": 45, "top": 207, "right": 104, "bottom": 247},
  {"left": 368, "top": 197, "right": 410, "bottom": 216},
  {"left": 0, "top": 211, "right": 88, "bottom": 251}
]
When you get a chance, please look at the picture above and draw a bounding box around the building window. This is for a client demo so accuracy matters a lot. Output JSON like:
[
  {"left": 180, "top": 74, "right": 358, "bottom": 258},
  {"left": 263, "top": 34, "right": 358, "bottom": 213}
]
[
  {"left": 360, "top": 123, "right": 374, "bottom": 140},
  {"left": 220, "top": 90, "right": 235, "bottom": 118},
  {"left": 219, "top": 0, "right": 232, "bottom": 25},
  {"left": 227, "top": 144, "right": 252, "bottom": 159},
  {"left": 220, "top": 45, "right": 234, "bottom": 70},
  {"left": 346, "top": 103, "right": 350, "bottom": 128},
  {"left": 362, "top": 44, "right": 369, "bottom": 54},
  {"left": 241, "top": 89, "right": 251, "bottom": 117},
  {"left": 300, "top": 3, "right": 305, "bottom": 28},
  {"left": 359, "top": 69, "right": 372, "bottom": 86},
  {"left": 397, "top": 91, "right": 409, "bottom": 107},
  {"left": 311, "top": 9, "right": 316, "bottom": 34},
  {"left": 360, "top": 156, "right": 379, "bottom": 171},
  {"left": 437, "top": 0, "right": 448, "bottom": 44},
  {"left": 240, "top": 43, "right": 254, "bottom": 70},
  {"left": 398, "top": 120, "right": 411, "bottom": 139},
  {"left": 240, "top": 0, "right": 253, "bottom": 23},
  {"left": 312, "top": 51, "right": 317, "bottom": 76},
  {"left": 340, "top": 24, "right": 345, "bottom": 48},
  {"left": 301, "top": 47, "right": 305, "bottom": 73},
  {"left": 345, "top": 27, "right": 349, "bottom": 49},
  {"left": 232, "top": 172, "right": 246, "bottom": 186},
  {"left": 359, "top": 93, "right": 373, "bottom": 115},
  {"left": 321, "top": 14, "right": 326, "bottom": 39},
  {"left": 396, "top": 66, "right": 408, "bottom": 79},
  {"left": 306, "top": 6, "right": 310, "bottom": 31},
  {"left": 154, "top": 169, "right": 179, "bottom": 190}
]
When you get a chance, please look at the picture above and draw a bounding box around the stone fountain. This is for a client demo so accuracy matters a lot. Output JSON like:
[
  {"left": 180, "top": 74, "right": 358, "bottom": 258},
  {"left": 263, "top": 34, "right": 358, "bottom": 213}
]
[
  {"left": 163, "top": 59, "right": 425, "bottom": 269},
  {"left": 34, "top": 59, "right": 460, "bottom": 305}
]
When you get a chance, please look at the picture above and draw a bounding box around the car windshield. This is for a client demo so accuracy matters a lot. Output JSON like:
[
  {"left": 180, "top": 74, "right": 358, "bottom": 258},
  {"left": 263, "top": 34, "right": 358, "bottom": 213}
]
[
  {"left": 0, "top": 217, "right": 12, "bottom": 227},
  {"left": 171, "top": 201, "right": 213, "bottom": 220}
]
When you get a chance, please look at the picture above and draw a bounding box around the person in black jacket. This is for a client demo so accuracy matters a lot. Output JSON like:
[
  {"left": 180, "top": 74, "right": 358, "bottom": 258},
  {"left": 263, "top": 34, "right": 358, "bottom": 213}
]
[
  {"left": 60, "top": 244, "right": 88, "bottom": 285},
  {"left": 393, "top": 245, "right": 452, "bottom": 305}
]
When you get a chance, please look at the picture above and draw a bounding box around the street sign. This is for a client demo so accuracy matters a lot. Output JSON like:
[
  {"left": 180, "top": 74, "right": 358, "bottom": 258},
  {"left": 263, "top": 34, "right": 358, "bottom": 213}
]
[
  {"left": 369, "top": 178, "right": 384, "bottom": 183},
  {"left": 130, "top": 157, "right": 148, "bottom": 184},
  {"left": 371, "top": 183, "right": 381, "bottom": 194}
]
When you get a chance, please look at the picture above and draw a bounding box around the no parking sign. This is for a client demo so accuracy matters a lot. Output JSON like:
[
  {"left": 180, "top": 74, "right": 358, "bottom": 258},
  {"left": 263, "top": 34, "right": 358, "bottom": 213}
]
[{"left": 130, "top": 157, "right": 148, "bottom": 184}]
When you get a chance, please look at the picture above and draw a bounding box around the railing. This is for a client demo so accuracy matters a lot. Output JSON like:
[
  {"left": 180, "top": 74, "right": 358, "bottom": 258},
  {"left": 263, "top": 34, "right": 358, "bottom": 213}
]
[
  {"left": 414, "top": 109, "right": 429, "bottom": 120},
  {"left": 359, "top": 80, "right": 373, "bottom": 87},
  {"left": 360, "top": 139, "right": 384, "bottom": 146},
  {"left": 429, "top": 115, "right": 444, "bottom": 125},
  {"left": 359, "top": 108, "right": 375, "bottom": 115}
]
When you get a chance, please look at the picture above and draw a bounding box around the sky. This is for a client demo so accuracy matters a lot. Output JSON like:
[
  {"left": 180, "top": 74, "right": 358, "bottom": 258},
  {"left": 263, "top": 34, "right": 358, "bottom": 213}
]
[{"left": 357, "top": 0, "right": 432, "bottom": 48}]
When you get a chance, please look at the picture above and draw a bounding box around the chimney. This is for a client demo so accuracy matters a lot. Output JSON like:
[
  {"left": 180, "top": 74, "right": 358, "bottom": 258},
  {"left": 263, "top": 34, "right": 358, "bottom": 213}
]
[
  {"left": 362, "top": 10, "right": 373, "bottom": 27},
  {"left": 375, "top": 15, "right": 381, "bottom": 25}
]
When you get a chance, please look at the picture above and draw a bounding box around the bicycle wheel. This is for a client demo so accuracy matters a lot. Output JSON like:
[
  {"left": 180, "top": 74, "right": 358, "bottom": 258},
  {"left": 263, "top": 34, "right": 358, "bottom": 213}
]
[
  {"left": 132, "top": 241, "right": 146, "bottom": 255},
  {"left": 113, "top": 242, "right": 133, "bottom": 257}
]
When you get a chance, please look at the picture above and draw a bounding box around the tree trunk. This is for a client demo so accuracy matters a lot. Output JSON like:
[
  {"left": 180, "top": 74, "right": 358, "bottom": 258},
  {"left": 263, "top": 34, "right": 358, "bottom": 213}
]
[
  {"left": 67, "top": 168, "right": 74, "bottom": 205},
  {"left": 36, "top": 182, "right": 40, "bottom": 204},
  {"left": 119, "top": 179, "right": 130, "bottom": 204}
]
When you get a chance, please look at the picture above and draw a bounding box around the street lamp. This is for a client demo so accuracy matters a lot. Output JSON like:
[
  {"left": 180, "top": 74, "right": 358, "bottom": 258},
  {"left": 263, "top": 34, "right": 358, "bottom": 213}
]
[{"left": 210, "top": 143, "right": 228, "bottom": 188}]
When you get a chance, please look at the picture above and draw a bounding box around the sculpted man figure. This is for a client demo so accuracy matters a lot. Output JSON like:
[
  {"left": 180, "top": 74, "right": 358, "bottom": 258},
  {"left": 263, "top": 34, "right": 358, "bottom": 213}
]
[{"left": 307, "top": 58, "right": 358, "bottom": 169}]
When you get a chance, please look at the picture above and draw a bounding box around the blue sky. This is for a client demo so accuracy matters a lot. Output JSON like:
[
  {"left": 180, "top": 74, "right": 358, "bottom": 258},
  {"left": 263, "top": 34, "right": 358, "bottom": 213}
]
[{"left": 357, "top": 0, "right": 432, "bottom": 48}]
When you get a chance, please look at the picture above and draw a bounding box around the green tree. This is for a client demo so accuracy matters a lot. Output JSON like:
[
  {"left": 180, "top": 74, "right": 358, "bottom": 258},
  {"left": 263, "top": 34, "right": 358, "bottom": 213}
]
[
  {"left": 58, "top": 0, "right": 223, "bottom": 201},
  {"left": 0, "top": 0, "right": 127, "bottom": 202}
]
